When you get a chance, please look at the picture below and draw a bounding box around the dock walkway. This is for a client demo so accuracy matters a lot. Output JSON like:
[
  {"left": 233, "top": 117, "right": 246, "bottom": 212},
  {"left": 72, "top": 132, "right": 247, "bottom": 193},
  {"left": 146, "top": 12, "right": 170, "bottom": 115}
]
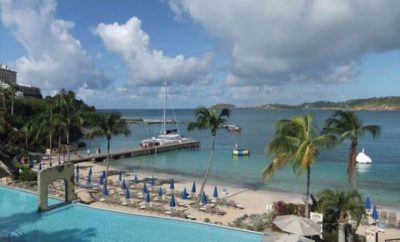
[{"left": 70, "top": 140, "right": 200, "bottom": 163}]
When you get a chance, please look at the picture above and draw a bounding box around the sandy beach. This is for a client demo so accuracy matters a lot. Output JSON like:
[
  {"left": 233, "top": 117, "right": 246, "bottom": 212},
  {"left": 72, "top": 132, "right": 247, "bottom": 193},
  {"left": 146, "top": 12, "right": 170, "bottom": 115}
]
[{"left": 67, "top": 160, "right": 400, "bottom": 241}]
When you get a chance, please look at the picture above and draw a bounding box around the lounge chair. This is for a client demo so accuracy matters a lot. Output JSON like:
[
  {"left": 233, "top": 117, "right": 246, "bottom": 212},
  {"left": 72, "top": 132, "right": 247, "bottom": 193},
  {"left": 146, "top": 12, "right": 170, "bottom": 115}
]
[
  {"left": 379, "top": 211, "right": 388, "bottom": 223},
  {"left": 388, "top": 212, "right": 397, "bottom": 228},
  {"left": 378, "top": 223, "right": 386, "bottom": 233}
]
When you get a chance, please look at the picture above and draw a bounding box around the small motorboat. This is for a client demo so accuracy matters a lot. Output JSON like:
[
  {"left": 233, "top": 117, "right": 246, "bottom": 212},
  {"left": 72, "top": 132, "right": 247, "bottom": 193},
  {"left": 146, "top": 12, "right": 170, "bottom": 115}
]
[
  {"left": 226, "top": 124, "right": 241, "bottom": 132},
  {"left": 356, "top": 149, "right": 372, "bottom": 164}
]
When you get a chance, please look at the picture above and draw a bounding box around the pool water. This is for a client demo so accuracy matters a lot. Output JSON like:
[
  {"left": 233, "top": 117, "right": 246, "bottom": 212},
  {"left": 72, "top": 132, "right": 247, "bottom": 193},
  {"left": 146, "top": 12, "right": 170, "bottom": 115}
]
[{"left": 0, "top": 186, "right": 262, "bottom": 242}]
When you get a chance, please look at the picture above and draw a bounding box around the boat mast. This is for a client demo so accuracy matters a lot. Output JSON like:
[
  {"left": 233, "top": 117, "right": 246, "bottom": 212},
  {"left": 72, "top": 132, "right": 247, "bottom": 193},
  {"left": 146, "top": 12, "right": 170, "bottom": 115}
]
[{"left": 162, "top": 80, "right": 167, "bottom": 135}]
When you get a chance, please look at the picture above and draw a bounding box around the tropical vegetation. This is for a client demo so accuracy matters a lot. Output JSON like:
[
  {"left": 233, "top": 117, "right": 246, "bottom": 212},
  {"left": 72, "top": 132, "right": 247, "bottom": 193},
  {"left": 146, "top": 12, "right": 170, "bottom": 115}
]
[
  {"left": 188, "top": 107, "right": 230, "bottom": 201},
  {"left": 86, "top": 112, "right": 130, "bottom": 185},
  {"left": 0, "top": 89, "right": 112, "bottom": 181},
  {"left": 323, "top": 110, "right": 380, "bottom": 188},
  {"left": 262, "top": 114, "right": 336, "bottom": 217},
  {"left": 318, "top": 189, "right": 365, "bottom": 242}
]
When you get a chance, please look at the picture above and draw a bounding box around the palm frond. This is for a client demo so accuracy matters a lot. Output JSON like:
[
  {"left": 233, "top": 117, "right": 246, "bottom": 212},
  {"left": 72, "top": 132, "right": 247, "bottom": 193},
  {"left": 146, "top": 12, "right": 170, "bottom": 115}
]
[{"left": 361, "top": 125, "right": 381, "bottom": 138}]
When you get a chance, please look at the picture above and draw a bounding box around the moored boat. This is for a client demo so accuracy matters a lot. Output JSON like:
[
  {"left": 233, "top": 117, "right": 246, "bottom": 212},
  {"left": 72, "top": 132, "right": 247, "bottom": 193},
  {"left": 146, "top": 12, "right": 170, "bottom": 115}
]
[
  {"left": 356, "top": 149, "right": 372, "bottom": 164},
  {"left": 140, "top": 81, "right": 191, "bottom": 148},
  {"left": 226, "top": 124, "right": 241, "bottom": 132}
]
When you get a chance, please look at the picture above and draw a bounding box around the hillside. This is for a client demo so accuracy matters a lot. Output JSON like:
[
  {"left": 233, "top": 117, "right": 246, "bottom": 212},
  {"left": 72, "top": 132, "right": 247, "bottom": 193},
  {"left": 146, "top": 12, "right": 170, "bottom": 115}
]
[{"left": 257, "top": 96, "right": 400, "bottom": 111}]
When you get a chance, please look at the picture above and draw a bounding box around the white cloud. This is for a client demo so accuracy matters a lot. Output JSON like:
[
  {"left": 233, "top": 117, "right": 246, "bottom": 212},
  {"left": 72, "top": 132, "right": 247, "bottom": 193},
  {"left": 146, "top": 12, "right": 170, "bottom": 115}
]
[
  {"left": 169, "top": 0, "right": 400, "bottom": 86},
  {"left": 0, "top": 0, "right": 109, "bottom": 91},
  {"left": 94, "top": 17, "right": 213, "bottom": 87}
]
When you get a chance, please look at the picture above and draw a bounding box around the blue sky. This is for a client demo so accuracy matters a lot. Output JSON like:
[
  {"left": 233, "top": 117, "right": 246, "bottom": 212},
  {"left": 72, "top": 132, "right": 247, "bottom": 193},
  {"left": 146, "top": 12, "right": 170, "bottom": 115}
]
[{"left": 1, "top": 0, "right": 399, "bottom": 108}]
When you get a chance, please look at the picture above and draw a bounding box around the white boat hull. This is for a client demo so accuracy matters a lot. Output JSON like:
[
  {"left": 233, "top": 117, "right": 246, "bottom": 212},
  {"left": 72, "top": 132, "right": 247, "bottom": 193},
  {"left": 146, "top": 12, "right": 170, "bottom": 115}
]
[{"left": 356, "top": 149, "right": 372, "bottom": 164}]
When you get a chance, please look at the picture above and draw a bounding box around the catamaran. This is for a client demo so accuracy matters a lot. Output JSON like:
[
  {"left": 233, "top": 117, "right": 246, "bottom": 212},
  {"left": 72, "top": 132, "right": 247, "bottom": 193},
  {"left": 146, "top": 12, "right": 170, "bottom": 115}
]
[{"left": 140, "top": 81, "right": 189, "bottom": 147}]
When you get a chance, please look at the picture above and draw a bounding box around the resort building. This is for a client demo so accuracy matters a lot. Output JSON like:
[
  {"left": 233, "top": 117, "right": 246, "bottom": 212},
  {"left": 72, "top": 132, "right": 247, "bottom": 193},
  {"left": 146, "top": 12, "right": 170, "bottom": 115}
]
[
  {"left": 16, "top": 83, "right": 42, "bottom": 99},
  {"left": 0, "top": 64, "right": 42, "bottom": 99},
  {"left": 0, "top": 64, "right": 16, "bottom": 86}
]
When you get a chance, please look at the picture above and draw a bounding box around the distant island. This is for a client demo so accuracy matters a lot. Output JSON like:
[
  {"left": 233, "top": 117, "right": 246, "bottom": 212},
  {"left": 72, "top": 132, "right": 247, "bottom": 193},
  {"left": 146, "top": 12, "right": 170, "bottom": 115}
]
[
  {"left": 210, "top": 103, "right": 236, "bottom": 109},
  {"left": 218, "top": 97, "right": 400, "bottom": 111}
]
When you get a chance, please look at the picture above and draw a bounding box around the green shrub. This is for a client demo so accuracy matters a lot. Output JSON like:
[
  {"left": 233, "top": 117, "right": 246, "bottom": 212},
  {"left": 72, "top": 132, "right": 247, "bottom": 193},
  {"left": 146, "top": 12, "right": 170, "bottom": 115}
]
[
  {"left": 203, "top": 218, "right": 210, "bottom": 223},
  {"left": 14, "top": 163, "right": 37, "bottom": 181}
]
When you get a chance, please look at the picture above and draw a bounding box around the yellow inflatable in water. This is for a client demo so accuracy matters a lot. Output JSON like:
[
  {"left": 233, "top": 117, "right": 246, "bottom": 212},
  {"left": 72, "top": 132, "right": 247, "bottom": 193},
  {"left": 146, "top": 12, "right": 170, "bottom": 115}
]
[{"left": 232, "top": 149, "right": 249, "bottom": 156}]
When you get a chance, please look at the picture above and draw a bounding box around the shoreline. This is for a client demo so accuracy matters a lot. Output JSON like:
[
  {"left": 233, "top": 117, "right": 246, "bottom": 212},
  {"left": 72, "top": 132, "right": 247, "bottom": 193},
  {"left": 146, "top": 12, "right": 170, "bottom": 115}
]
[
  {"left": 111, "top": 161, "right": 400, "bottom": 210},
  {"left": 83, "top": 161, "right": 400, "bottom": 224}
]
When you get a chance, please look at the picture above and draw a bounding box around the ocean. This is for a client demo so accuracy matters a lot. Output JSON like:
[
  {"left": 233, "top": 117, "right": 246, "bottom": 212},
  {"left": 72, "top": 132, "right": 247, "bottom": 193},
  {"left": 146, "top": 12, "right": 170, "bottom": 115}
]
[{"left": 81, "top": 109, "right": 400, "bottom": 208}]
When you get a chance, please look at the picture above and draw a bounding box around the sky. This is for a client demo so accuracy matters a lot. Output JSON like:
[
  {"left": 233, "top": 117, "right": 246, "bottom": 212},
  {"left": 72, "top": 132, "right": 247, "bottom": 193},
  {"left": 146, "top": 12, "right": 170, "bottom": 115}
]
[{"left": 0, "top": 0, "right": 400, "bottom": 108}]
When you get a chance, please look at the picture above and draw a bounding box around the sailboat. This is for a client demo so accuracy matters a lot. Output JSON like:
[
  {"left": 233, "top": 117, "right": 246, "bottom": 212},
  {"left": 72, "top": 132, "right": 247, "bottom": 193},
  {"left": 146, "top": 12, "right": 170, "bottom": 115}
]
[{"left": 140, "top": 81, "right": 188, "bottom": 147}]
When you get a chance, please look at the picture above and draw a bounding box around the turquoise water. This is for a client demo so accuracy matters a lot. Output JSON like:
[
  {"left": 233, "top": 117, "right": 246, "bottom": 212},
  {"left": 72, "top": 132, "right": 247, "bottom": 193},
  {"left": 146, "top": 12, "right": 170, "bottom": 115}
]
[
  {"left": 0, "top": 186, "right": 261, "bottom": 242},
  {"left": 82, "top": 109, "right": 400, "bottom": 207}
]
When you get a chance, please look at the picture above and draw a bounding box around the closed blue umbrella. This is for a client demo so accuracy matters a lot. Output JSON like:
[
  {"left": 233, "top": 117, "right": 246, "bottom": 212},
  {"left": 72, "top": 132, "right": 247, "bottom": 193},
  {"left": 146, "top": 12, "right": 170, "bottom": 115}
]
[
  {"left": 151, "top": 176, "right": 155, "bottom": 186},
  {"left": 75, "top": 170, "right": 79, "bottom": 182},
  {"left": 87, "top": 169, "right": 92, "bottom": 184},
  {"left": 76, "top": 165, "right": 79, "bottom": 174},
  {"left": 180, "top": 190, "right": 187, "bottom": 200},
  {"left": 170, "top": 179, "right": 174, "bottom": 190},
  {"left": 125, "top": 187, "right": 130, "bottom": 199},
  {"left": 191, "top": 181, "right": 196, "bottom": 194},
  {"left": 158, "top": 187, "right": 163, "bottom": 199},
  {"left": 134, "top": 174, "right": 138, "bottom": 185},
  {"left": 119, "top": 171, "right": 122, "bottom": 181},
  {"left": 213, "top": 186, "right": 218, "bottom": 198},
  {"left": 103, "top": 183, "right": 109, "bottom": 196},
  {"left": 88, "top": 167, "right": 92, "bottom": 177},
  {"left": 365, "top": 197, "right": 371, "bottom": 210},
  {"left": 146, "top": 191, "right": 151, "bottom": 203},
  {"left": 183, "top": 188, "right": 188, "bottom": 197},
  {"left": 99, "top": 175, "right": 104, "bottom": 185},
  {"left": 121, "top": 179, "right": 126, "bottom": 189},
  {"left": 143, "top": 182, "right": 148, "bottom": 194},
  {"left": 201, "top": 192, "right": 207, "bottom": 205},
  {"left": 170, "top": 194, "right": 176, "bottom": 208},
  {"left": 38, "top": 163, "right": 42, "bottom": 170},
  {"left": 372, "top": 205, "right": 378, "bottom": 222}
]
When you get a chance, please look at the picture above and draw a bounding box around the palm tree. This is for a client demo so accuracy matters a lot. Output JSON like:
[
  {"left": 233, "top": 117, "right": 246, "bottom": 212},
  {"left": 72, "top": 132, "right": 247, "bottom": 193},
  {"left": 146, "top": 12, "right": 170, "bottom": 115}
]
[
  {"left": 86, "top": 112, "right": 130, "bottom": 185},
  {"left": 58, "top": 93, "right": 84, "bottom": 162},
  {"left": 37, "top": 105, "right": 63, "bottom": 166},
  {"left": 9, "top": 84, "right": 15, "bottom": 116},
  {"left": 318, "top": 189, "right": 365, "bottom": 242},
  {"left": 262, "top": 114, "right": 336, "bottom": 217},
  {"left": 324, "top": 110, "right": 380, "bottom": 189},
  {"left": 188, "top": 107, "right": 230, "bottom": 201},
  {"left": 0, "top": 84, "right": 15, "bottom": 116}
]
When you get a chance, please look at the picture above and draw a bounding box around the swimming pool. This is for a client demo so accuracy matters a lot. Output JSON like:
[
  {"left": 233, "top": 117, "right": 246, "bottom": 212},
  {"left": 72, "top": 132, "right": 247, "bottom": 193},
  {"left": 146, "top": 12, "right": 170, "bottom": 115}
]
[{"left": 0, "top": 186, "right": 262, "bottom": 242}]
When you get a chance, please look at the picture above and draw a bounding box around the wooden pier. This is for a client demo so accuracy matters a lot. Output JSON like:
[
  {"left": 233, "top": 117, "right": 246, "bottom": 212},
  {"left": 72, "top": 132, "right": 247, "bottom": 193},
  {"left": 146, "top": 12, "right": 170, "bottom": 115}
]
[{"left": 70, "top": 140, "right": 200, "bottom": 163}]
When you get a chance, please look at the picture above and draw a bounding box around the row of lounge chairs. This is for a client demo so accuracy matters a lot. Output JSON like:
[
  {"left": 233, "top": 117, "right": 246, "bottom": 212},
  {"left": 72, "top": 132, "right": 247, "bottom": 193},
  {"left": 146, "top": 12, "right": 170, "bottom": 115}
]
[{"left": 379, "top": 211, "right": 399, "bottom": 228}]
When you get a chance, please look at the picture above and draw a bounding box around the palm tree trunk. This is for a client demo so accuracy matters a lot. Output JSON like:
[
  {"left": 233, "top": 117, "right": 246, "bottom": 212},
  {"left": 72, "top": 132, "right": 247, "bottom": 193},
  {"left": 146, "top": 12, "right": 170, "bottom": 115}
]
[
  {"left": 2, "top": 94, "right": 5, "bottom": 112},
  {"left": 198, "top": 135, "right": 216, "bottom": 202},
  {"left": 58, "top": 136, "right": 61, "bottom": 164},
  {"left": 305, "top": 164, "right": 311, "bottom": 218},
  {"left": 338, "top": 222, "right": 346, "bottom": 242},
  {"left": 105, "top": 138, "right": 111, "bottom": 185},
  {"left": 349, "top": 141, "right": 357, "bottom": 189},
  {"left": 49, "top": 135, "right": 52, "bottom": 166},
  {"left": 10, "top": 88, "right": 14, "bottom": 116},
  {"left": 66, "top": 131, "right": 70, "bottom": 162}
]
